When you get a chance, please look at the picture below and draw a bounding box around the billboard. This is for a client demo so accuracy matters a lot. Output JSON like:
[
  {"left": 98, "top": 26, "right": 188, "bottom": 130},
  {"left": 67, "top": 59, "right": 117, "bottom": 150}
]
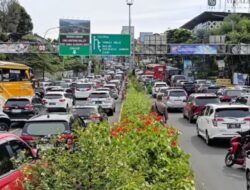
[
  {"left": 170, "top": 44, "right": 218, "bottom": 55},
  {"left": 233, "top": 73, "right": 248, "bottom": 85},
  {"left": 59, "top": 19, "right": 90, "bottom": 34},
  {"left": 0, "top": 43, "right": 29, "bottom": 53}
]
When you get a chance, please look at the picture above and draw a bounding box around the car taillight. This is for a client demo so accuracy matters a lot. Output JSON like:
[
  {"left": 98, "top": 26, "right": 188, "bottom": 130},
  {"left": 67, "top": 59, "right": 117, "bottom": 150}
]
[
  {"left": 20, "top": 135, "right": 34, "bottom": 141},
  {"left": 212, "top": 118, "right": 224, "bottom": 127},
  {"left": 192, "top": 105, "right": 203, "bottom": 114},
  {"left": 24, "top": 104, "right": 33, "bottom": 110},
  {"left": 59, "top": 99, "right": 66, "bottom": 102},
  {"left": 3, "top": 105, "right": 10, "bottom": 110},
  {"left": 244, "top": 118, "right": 250, "bottom": 122}
]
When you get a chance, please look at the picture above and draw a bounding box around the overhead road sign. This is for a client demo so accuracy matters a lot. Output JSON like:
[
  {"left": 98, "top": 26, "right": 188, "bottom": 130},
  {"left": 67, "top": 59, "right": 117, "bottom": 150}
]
[{"left": 91, "top": 34, "right": 131, "bottom": 56}]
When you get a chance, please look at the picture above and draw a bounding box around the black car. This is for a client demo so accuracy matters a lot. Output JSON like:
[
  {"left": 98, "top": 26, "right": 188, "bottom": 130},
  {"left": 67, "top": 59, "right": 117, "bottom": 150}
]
[
  {"left": 3, "top": 96, "right": 45, "bottom": 123},
  {"left": 183, "top": 82, "right": 195, "bottom": 95}
]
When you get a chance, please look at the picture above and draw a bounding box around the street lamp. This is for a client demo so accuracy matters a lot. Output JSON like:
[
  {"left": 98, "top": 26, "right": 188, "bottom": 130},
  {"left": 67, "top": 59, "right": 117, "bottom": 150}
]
[{"left": 126, "top": 0, "right": 134, "bottom": 70}]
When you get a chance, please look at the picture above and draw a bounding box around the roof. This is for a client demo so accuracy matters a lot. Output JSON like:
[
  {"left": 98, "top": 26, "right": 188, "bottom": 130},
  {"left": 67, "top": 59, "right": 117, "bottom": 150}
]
[
  {"left": 28, "top": 113, "right": 73, "bottom": 122},
  {"left": 206, "top": 103, "right": 250, "bottom": 109},
  {"left": 0, "top": 61, "right": 30, "bottom": 70},
  {"left": 181, "top": 11, "right": 250, "bottom": 30},
  {"left": 190, "top": 93, "right": 217, "bottom": 98}
]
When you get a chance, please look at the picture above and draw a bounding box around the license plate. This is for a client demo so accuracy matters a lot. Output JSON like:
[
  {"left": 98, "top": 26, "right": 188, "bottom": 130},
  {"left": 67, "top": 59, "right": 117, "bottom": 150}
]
[
  {"left": 228, "top": 124, "right": 241, "bottom": 129},
  {"left": 12, "top": 109, "right": 22, "bottom": 113},
  {"left": 49, "top": 103, "right": 56, "bottom": 105},
  {"left": 95, "top": 101, "right": 102, "bottom": 104}
]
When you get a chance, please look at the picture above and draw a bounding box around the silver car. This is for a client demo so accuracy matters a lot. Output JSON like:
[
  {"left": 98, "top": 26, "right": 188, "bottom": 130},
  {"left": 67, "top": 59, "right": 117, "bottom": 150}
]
[
  {"left": 163, "top": 89, "right": 187, "bottom": 110},
  {"left": 88, "top": 91, "right": 116, "bottom": 116}
]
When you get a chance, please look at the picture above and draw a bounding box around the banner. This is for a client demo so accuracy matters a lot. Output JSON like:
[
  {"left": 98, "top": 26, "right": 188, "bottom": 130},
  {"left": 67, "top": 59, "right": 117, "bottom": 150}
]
[
  {"left": 0, "top": 44, "right": 29, "bottom": 53},
  {"left": 233, "top": 73, "right": 248, "bottom": 85},
  {"left": 59, "top": 19, "right": 90, "bottom": 34},
  {"left": 170, "top": 45, "right": 218, "bottom": 55}
]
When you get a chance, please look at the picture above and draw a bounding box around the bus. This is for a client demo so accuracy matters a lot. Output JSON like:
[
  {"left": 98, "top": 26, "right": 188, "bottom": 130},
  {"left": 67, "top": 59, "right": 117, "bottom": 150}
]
[
  {"left": 0, "top": 61, "right": 34, "bottom": 101},
  {"left": 144, "top": 64, "right": 166, "bottom": 81}
]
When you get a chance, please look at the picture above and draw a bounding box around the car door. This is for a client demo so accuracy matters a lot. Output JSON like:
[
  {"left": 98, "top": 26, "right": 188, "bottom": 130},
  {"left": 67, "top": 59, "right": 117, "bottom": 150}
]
[
  {"left": 0, "top": 140, "right": 28, "bottom": 190},
  {"left": 201, "top": 106, "right": 212, "bottom": 134},
  {"left": 197, "top": 106, "right": 208, "bottom": 135}
]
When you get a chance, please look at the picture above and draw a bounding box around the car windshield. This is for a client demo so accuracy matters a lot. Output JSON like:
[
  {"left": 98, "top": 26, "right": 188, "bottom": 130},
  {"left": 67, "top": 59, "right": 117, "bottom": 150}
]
[
  {"left": 45, "top": 94, "right": 62, "bottom": 99},
  {"left": 170, "top": 91, "right": 186, "bottom": 97},
  {"left": 216, "top": 108, "right": 250, "bottom": 118},
  {"left": 195, "top": 97, "right": 219, "bottom": 106},
  {"left": 6, "top": 99, "right": 29, "bottom": 107},
  {"left": 89, "top": 93, "right": 109, "bottom": 99},
  {"left": 77, "top": 84, "right": 91, "bottom": 89},
  {"left": 72, "top": 108, "right": 97, "bottom": 117},
  {"left": 25, "top": 121, "right": 67, "bottom": 136},
  {"left": 225, "top": 90, "right": 242, "bottom": 97}
]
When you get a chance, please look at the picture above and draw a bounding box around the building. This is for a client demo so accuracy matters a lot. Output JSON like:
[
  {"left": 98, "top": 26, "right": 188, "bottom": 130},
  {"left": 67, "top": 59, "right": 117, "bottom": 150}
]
[
  {"left": 139, "top": 32, "right": 153, "bottom": 43},
  {"left": 121, "top": 26, "right": 134, "bottom": 43}
]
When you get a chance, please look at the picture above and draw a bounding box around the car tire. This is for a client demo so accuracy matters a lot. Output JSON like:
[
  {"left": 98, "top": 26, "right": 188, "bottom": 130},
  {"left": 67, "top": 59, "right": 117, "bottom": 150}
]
[
  {"left": 225, "top": 152, "right": 234, "bottom": 167},
  {"left": 247, "top": 170, "right": 250, "bottom": 190},
  {"left": 196, "top": 124, "right": 200, "bottom": 137},
  {"left": 0, "top": 122, "right": 9, "bottom": 131},
  {"left": 109, "top": 109, "right": 114, "bottom": 116},
  {"left": 205, "top": 131, "right": 213, "bottom": 146},
  {"left": 113, "top": 107, "right": 116, "bottom": 113}
]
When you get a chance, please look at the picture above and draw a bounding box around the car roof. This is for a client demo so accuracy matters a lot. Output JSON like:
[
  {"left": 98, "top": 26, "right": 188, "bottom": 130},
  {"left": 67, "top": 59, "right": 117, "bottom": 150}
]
[
  {"left": 206, "top": 103, "right": 250, "bottom": 109},
  {"left": 28, "top": 113, "right": 73, "bottom": 122},
  {"left": 45, "top": 91, "right": 64, "bottom": 95},
  {"left": 8, "top": 96, "right": 34, "bottom": 101},
  {"left": 190, "top": 93, "right": 217, "bottom": 98}
]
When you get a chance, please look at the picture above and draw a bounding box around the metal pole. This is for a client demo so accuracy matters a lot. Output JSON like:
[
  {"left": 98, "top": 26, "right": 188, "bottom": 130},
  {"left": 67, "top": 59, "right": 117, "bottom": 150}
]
[{"left": 128, "top": 4, "right": 132, "bottom": 70}]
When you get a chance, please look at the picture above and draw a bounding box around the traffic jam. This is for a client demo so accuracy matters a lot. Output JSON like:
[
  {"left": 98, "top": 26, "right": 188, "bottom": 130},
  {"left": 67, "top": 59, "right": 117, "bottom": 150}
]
[
  {"left": 136, "top": 63, "right": 250, "bottom": 188},
  {"left": 0, "top": 61, "right": 126, "bottom": 189}
]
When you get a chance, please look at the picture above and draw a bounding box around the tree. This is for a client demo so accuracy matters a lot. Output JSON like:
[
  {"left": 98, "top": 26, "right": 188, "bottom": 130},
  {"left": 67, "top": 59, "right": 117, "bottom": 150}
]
[
  {"left": 0, "top": 0, "right": 33, "bottom": 41},
  {"left": 165, "top": 29, "right": 194, "bottom": 43}
]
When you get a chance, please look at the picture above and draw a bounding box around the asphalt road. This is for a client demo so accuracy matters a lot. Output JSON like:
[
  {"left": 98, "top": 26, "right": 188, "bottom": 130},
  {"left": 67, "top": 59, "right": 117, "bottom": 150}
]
[{"left": 168, "top": 111, "right": 246, "bottom": 190}]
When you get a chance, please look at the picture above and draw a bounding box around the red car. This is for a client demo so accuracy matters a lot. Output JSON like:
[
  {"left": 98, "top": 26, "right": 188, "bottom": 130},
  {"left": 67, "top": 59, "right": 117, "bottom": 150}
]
[
  {"left": 183, "top": 93, "right": 220, "bottom": 123},
  {"left": 0, "top": 133, "right": 39, "bottom": 190}
]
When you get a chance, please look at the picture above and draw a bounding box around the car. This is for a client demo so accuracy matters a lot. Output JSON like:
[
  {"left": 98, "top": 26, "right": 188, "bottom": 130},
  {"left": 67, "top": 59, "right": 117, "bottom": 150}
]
[
  {"left": 235, "top": 93, "right": 250, "bottom": 105},
  {"left": 103, "top": 84, "right": 119, "bottom": 96},
  {"left": 159, "top": 87, "right": 169, "bottom": 96},
  {"left": 74, "top": 83, "right": 94, "bottom": 100},
  {"left": 3, "top": 96, "right": 44, "bottom": 123},
  {"left": 88, "top": 91, "right": 116, "bottom": 116},
  {"left": 218, "top": 88, "right": 242, "bottom": 102},
  {"left": 96, "top": 87, "right": 119, "bottom": 100},
  {"left": 176, "top": 79, "right": 188, "bottom": 87},
  {"left": 21, "top": 113, "right": 86, "bottom": 147},
  {"left": 163, "top": 89, "right": 187, "bottom": 110},
  {"left": 43, "top": 92, "right": 73, "bottom": 112},
  {"left": 196, "top": 104, "right": 250, "bottom": 145},
  {"left": 246, "top": 151, "right": 250, "bottom": 190},
  {"left": 201, "top": 86, "right": 224, "bottom": 94},
  {"left": 72, "top": 105, "right": 108, "bottom": 125},
  {"left": 183, "top": 82, "right": 195, "bottom": 95},
  {"left": 183, "top": 93, "right": 220, "bottom": 123},
  {"left": 0, "top": 133, "right": 39, "bottom": 190},
  {"left": 152, "top": 82, "right": 168, "bottom": 98},
  {"left": 170, "top": 75, "right": 186, "bottom": 87},
  {"left": 107, "top": 80, "right": 122, "bottom": 92},
  {"left": 35, "top": 87, "right": 45, "bottom": 98}
]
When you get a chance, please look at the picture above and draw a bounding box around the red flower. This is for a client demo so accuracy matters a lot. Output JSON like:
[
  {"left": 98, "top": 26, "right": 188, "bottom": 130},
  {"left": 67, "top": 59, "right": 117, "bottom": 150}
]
[
  {"left": 145, "top": 120, "right": 151, "bottom": 126},
  {"left": 111, "top": 131, "right": 118, "bottom": 137},
  {"left": 135, "top": 112, "right": 141, "bottom": 115},
  {"left": 171, "top": 141, "right": 177, "bottom": 146},
  {"left": 156, "top": 115, "right": 162, "bottom": 121},
  {"left": 136, "top": 128, "right": 145, "bottom": 132},
  {"left": 153, "top": 127, "right": 158, "bottom": 132}
]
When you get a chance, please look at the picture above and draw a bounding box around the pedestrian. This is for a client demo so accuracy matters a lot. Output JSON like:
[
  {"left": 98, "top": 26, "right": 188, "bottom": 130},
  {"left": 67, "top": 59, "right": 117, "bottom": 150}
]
[{"left": 151, "top": 93, "right": 168, "bottom": 124}]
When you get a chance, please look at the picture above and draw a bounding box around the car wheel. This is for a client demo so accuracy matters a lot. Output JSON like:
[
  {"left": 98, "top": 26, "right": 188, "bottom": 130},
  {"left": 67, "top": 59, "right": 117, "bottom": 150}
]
[
  {"left": 183, "top": 110, "right": 186, "bottom": 119},
  {"left": 0, "top": 122, "right": 9, "bottom": 131},
  {"left": 109, "top": 109, "right": 114, "bottom": 116},
  {"left": 225, "top": 152, "right": 234, "bottom": 167},
  {"left": 113, "top": 107, "right": 116, "bottom": 113},
  {"left": 247, "top": 170, "right": 250, "bottom": 190},
  {"left": 196, "top": 124, "right": 200, "bottom": 137},
  {"left": 205, "top": 131, "right": 213, "bottom": 146}
]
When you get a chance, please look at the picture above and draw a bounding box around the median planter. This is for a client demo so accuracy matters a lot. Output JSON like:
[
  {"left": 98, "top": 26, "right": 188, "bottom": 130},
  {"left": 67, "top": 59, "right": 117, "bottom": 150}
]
[{"left": 24, "top": 78, "right": 194, "bottom": 190}]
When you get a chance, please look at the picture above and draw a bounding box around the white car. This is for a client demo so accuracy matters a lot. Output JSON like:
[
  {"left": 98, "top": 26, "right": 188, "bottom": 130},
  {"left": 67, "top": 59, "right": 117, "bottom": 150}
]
[
  {"left": 163, "top": 89, "right": 187, "bottom": 110},
  {"left": 152, "top": 82, "right": 168, "bottom": 98},
  {"left": 43, "top": 92, "right": 73, "bottom": 111},
  {"left": 74, "top": 83, "right": 94, "bottom": 100},
  {"left": 196, "top": 104, "right": 250, "bottom": 145},
  {"left": 88, "top": 91, "right": 115, "bottom": 116},
  {"left": 246, "top": 151, "right": 250, "bottom": 189}
]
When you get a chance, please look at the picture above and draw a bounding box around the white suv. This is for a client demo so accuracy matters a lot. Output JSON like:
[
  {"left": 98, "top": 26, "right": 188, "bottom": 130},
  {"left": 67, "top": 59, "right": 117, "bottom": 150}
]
[
  {"left": 75, "top": 83, "right": 94, "bottom": 100},
  {"left": 152, "top": 82, "right": 168, "bottom": 98},
  {"left": 196, "top": 104, "right": 250, "bottom": 145},
  {"left": 163, "top": 89, "right": 187, "bottom": 110},
  {"left": 43, "top": 92, "right": 73, "bottom": 111}
]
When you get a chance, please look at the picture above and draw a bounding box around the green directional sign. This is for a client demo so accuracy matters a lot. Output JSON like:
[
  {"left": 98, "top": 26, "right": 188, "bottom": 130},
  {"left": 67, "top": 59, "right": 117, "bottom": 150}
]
[
  {"left": 59, "top": 45, "right": 90, "bottom": 56},
  {"left": 91, "top": 34, "right": 131, "bottom": 56}
]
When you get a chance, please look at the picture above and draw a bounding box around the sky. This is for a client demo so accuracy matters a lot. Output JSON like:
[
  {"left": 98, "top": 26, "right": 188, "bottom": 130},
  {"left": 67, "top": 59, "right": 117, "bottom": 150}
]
[{"left": 18, "top": 0, "right": 208, "bottom": 39}]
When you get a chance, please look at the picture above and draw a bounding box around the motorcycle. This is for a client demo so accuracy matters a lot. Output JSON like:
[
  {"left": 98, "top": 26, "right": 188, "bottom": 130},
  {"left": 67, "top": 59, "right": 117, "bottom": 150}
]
[{"left": 225, "top": 130, "right": 250, "bottom": 167}]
